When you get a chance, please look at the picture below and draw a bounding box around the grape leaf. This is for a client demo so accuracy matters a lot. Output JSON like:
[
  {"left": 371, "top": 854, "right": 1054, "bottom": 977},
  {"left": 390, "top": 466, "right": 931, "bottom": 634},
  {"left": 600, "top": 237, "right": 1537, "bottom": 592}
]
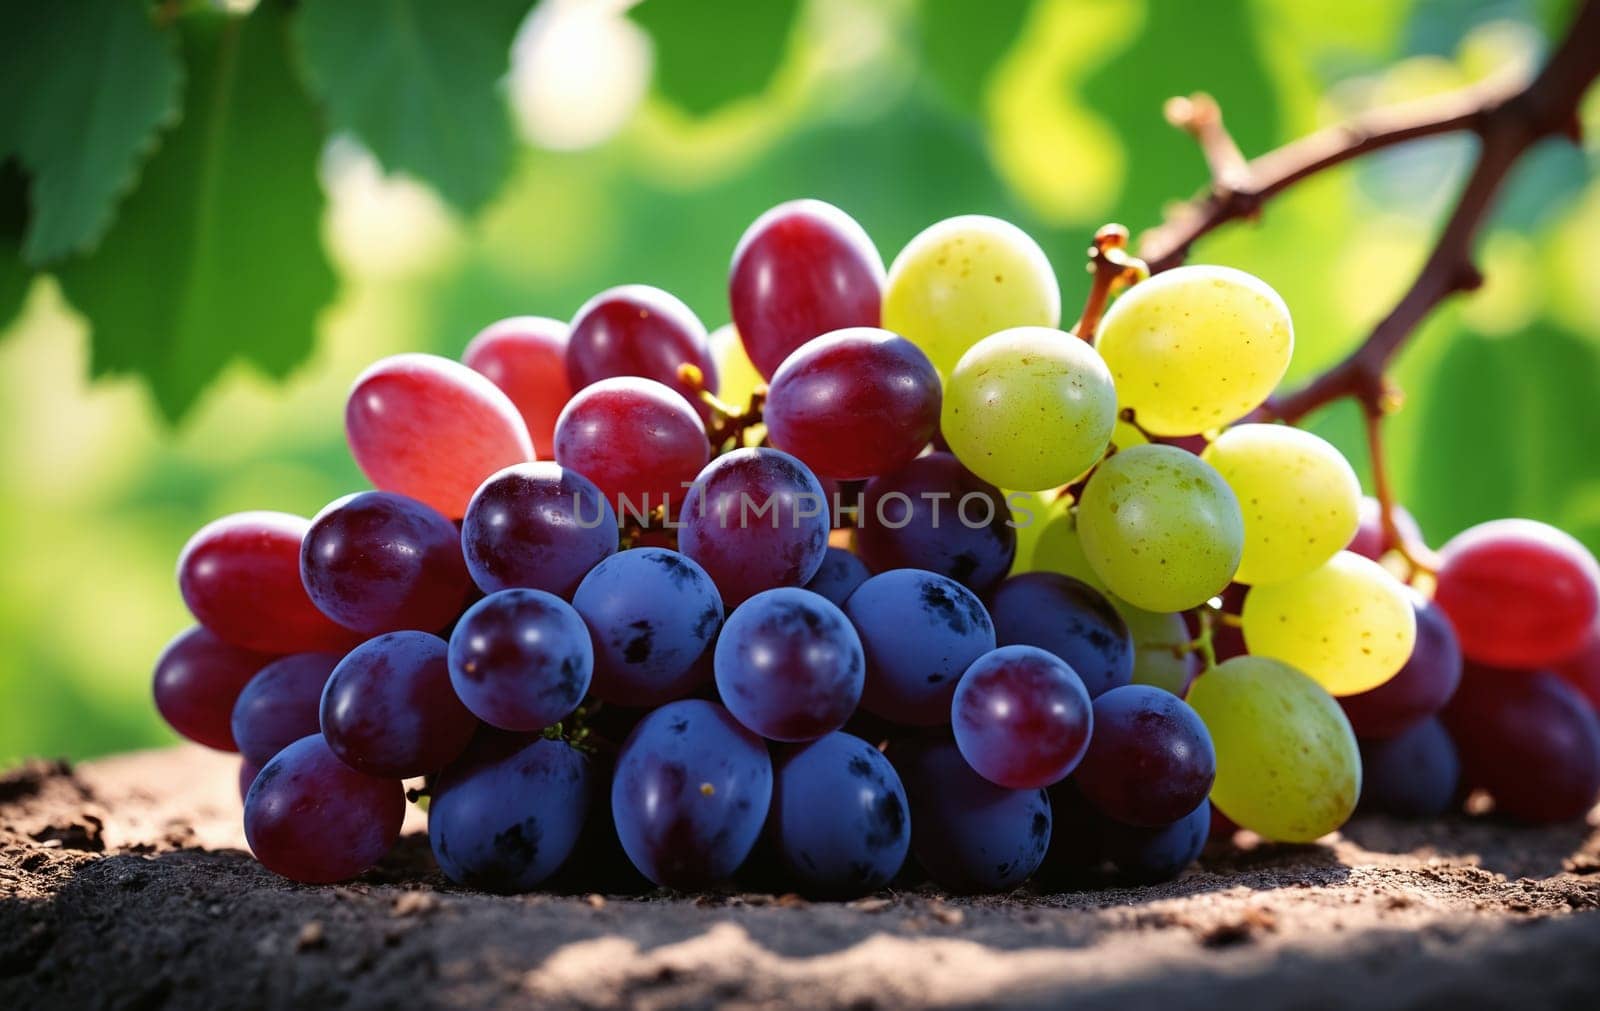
[
  {"left": 54, "top": 8, "right": 336, "bottom": 423},
  {"left": 920, "top": 0, "right": 1033, "bottom": 114},
  {"left": 0, "top": 0, "right": 183, "bottom": 266},
  {"left": 0, "top": 160, "right": 30, "bottom": 333},
  {"left": 294, "top": 0, "right": 528, "bottom": 213},
  {"left": 630, "top": 0, "right": 799, "bottom": 115}
]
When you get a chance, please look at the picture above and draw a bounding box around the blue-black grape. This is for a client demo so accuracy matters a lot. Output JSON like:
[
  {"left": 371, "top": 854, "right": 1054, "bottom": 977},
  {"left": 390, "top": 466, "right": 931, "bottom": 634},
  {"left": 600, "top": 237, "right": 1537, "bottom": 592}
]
[
  {"left": 770, "top": 732, "right": 910, "bottom": 897},
  {"left": 1099, "top": 798, "right": 1211, "bottom": 885},
  {"left": 447, "top": 589, "right": 593, "bottom": 731},
  {"left": 231, "top": 652, "right": 342, "bottom": 765},
  {"left": 611, "top": 700, "right": 773, "bottom": 888},
  {"left": 803, "top": 546, "right": 870, "bottom": 606},
  {"left": 320, "top": 631, "right": 478, "bottom": 778},
  {"left": 572, "top": 548, "right": 722, "bottom": 707},
  {"left": 152, "top": 626, "right": 275, "bottom": 751},
  {"left": 1340, "top": 593, "right": 1463, "bottom": 739},
  {"left": 844, "top": 568, "right": 995, "bottom": 725},
  {"left": 896, "top": 739, "right": 1051, "bottom": 893},
  {"left": 854, "top": 453, "right": 1016, "bottom": 596},
  {"left": 429, "top": 734, "right": 592, "bottom": 891},
  {"left": 1072, "top": 684, "right": 1215, "bottom": 827},
  {"left": 244, "top": 733, "right": 405, "bottom": 883},
  {"left": 461, "top": 462, "right": 619, "bottom": 597},
  {"left": 952, "top": 645, "right": 1093, "bottom": 789},
  {"left": 989, "top": 572, "right": 1133, "bottom": 697},
  {"left": 714, "top": 587, "right": 864, "bottom": 741},
  {"left": 1358, "top": 717, "right": 1460, "bottom": 818}
]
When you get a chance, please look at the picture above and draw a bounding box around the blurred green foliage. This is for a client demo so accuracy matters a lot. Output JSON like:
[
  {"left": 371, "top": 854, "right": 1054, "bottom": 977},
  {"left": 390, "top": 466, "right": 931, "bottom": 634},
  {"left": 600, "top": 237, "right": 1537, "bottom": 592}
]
[{"left": 0, "top": 0, "right": 1596, "bottom": 764}]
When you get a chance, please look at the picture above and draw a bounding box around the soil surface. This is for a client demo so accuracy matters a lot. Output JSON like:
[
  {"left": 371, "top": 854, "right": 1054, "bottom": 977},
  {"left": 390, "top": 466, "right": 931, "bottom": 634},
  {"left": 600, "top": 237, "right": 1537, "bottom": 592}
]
[{"left": 2, "top": 746, "right": 1599, "bottom": 1009}]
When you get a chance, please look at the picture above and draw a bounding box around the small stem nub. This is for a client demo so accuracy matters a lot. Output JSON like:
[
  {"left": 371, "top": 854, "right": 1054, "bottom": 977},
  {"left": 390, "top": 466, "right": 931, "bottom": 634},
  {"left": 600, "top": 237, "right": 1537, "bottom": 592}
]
[{"left": 1073, "top": 224, "right": 1149, "bottom": 343}]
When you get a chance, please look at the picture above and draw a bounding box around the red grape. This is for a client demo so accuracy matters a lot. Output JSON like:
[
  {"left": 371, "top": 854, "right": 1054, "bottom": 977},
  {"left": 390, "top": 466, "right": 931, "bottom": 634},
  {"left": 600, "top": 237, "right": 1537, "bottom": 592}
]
[
  {"left": 565, "top": 285, "right": 717, "bottom": 413},
  {"left": 1441, "top": 663, "right": 1600, "bottom": 823},
  {"left": 951, "top": 644, "right": 1093, "bottom": 789},
  {"left": 152, "top": 626, "right": 276, "bottom": 751},
  {"left": 1348, "top": 496, "right": 1424, "bottom": 560},
  {"left": 463, "top": 315, "right": 572, "bottom": 456},
  {"left": 346, "top": 353, "right": 535, "bottom": 518},
  {"left": 729, "top": 199, "right": 885, "bottom": 379},
  {"left": 178, "top": 511, "right": 359, "bottom": 653},
  {"left": 1339, "top": 593, "right": 1462, "bottom": 739},
  {"left": 764, "top": 327, "right": 941, "bottom": 480},
  {"left": 1434, "top": 519, "right": 1600, "bottom": 668},
  {"left": 1557, "top": 623, "right": 1600, "bottom": 712},
  {"left": 553, "top": 376, "right": 709, "bottom": 517}
]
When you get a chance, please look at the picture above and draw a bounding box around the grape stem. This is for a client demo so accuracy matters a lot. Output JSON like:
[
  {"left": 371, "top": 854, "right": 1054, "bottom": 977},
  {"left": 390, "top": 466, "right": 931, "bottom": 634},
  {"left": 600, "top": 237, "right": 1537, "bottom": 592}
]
[{"left": 1072, "top": 224, "right": 1149, "bottom": 343}]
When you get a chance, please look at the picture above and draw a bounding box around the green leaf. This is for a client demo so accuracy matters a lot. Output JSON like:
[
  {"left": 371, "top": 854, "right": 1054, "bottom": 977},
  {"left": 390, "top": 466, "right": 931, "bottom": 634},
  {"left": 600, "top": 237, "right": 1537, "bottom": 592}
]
[
  {"left": 0, "top": 0, "right": 183, "bottom": 265},
  {"left": 920, "top": 0, "right": 1033, "bottom": 114},
  {"left": 0, "top": 160, "right": 31, "bottom": 333},
  {"left": 294, "top": 0, "right": 527, "bottom": 213},
  {"left": 631, "top": 0, "right": 799, "bottom": 115},
  {"left": 54, "top": 8, "right": 337, "bottom": 422}
]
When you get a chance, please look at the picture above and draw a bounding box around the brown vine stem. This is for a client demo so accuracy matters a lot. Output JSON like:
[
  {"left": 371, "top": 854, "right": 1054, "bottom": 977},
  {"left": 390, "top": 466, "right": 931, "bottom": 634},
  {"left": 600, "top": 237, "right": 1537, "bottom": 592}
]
[{"left": 1072, "top": 224, "right": 1149, "bottom": 343}]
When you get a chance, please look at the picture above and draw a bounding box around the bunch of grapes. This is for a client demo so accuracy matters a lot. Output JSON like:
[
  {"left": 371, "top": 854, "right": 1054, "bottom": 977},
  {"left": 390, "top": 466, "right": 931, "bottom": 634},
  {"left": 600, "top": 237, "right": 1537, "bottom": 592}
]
[{"left": 152, "top": 199, "right": 1600, "bottom": 896}]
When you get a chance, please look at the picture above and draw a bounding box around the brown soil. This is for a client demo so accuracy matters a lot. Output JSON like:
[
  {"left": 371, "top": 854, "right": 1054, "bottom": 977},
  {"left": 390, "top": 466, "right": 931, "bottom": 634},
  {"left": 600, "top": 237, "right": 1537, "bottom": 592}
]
[{"left": 2, "top": 746, "right": 1599, "bottom": 1009}]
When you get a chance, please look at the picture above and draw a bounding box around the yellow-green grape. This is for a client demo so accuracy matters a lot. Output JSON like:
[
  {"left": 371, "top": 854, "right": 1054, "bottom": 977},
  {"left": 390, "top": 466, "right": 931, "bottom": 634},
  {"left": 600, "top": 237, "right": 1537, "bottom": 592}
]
[
  {"left": 942, "top": 327, "right": 1117, "bottom": 491},
  {"left": 1241, "top": 550, "right": 1417, "bottom": 696},
  {"left": 1201, "top": 424, "right": 1361, "bottom": 585},
  {"left": 1076, "top": 444, "right": 1243, "bottom": 612},
  {"left": 1005, "top": 488, "right": 1054, "bottom": 576},
  {"left": 1095, "top": 265, "right": 1293, "bottom": 436},
  {"left": 1109, "top": 418, "right": 1148, "bottom": 451},
  {"left": 709, "top": 323, "right": 763, "bottom": 413},
  {"left": 882, "top": 215, "right": 1061, "bottom": 377},
  {"left": 1024, "top": 495, "right": 1108, "bottom": 590},
  {"left": 1118, "top": 603, "right": 1196, "bottom": 697},
  {"left": 1186, "top": 656, "right": 1360, "bottom": 842}
]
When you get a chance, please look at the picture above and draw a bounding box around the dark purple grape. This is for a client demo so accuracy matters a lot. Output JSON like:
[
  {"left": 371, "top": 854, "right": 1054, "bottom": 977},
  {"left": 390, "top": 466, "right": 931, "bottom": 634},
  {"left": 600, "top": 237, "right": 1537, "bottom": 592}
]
[
  {"left": 1339, "top": 593, "right": 1463, "bottom": 739},
  {"left": 845, "top": 568, "right": 995, "bottom": 726},
  {"left": 300, "top": 491, "right": 472, "bottom": 635},
  {"left": 764, "top": 328, "right": 940, "bottom": 481},
  {"left": 1441, "top": 664, "right": 1600, "bottom": 823},
  {"left": 729, "top": 199, "right": 884, "bottom": 379},
  {"left": 896, "top": 739, "right": 1051, "bottom": 893},
  {"left": 1358, "top": 718, "right": 1460, "bottom": 818},
  {"left": 572, "top": 548, "right": 722, "bottom": 707},
  {"left": 952, "top": 645, "right": 1092, "bottom": 789},
  {"left": 611, "top": 700, "right": 773, "bottom": 888},
  {"left": 320, "top": 632, "right": 478, "bottom": 778},
  {"left": 152, "top": 626, "right": 275, "bottom": 751},
  {"left": 1072, "top": 685, "right": 1215, "bottom": 826},
  {"left": 803, "top": 546, "right": 870, "bottom": 606},
  {"left": 714, "top": 588, "right": 864, "bottom": 742},
  {"left": 244, "top": 733, "right": 405, "bottom": 883},
  {"left": 566, "top": 285, "right": 717, "bottom": 414},
  {"left": 447, "top": 589, "right": 592, "bottom": 731},
  {"left": 429, "top": 735, "right": 591, "bottom": 892},
  {"left": 854, "top": 453, "right": 1015, "bottom": 596},
  {"left": 1557, "top": 623, "right": 1600, "bottom": 712},
  {"left": 230, "top": 652, "right": 341, "bottom": 764},
  {"left": 677, "top": 448, "right": 829, "bottom": 606},
  {"left": 989, "top": 572, "right": 1134, "bottom": 697},
  {"left": 770, "top": 732, "right": 909, "bottom": 897},
  {"left": 1100, "top": 798, "right": 1210, "bottom": 884},
  {"left": 461, "top": 462, "right": 618, "bottom": 597},
  {"left": 239, "top": 757, "right": 264, "bottom": 802}
]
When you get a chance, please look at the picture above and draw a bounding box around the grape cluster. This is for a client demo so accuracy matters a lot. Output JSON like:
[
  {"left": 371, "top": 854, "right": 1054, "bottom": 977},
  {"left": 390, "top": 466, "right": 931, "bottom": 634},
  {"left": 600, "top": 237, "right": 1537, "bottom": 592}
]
[{"left": 153, "top": 200, "right": 1600, "bottom": 897}]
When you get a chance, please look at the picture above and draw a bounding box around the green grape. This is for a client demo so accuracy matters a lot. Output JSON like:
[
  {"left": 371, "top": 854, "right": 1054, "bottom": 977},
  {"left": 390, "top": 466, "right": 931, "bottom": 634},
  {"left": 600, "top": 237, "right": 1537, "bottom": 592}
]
[
  {"left": 942, "top": 327, "right": 1117, "bottom": 491},
  {"left": 1076, "top": 444, "right": 1243, "bottom": 612},
  {"left": 1005, "top": 488, "right": 1053, "bottom": 576},
  {"left": 1118, "top": 602, "right": 1196, "bottom": 697},
  {"left": 1023, "top": 495, "right": 1108, "bottom": 590},
  {"left": 1095, "top": 265, "right": 1293, "bottom": 436},
  {"left": 1201, "top": 424, "right": 1361, "bottom": 585},
  {"left": 1241, "top": 550, "right": 1417, "bottom": 696},
  {"left": 709, "top": 323, "right": 763, "bottom": 413},
  {"left": 882, "top": 215, "right": 1060, "bottom": 378},
  {"left": 1186, "top": 655, "right": 1360, "bottom": 842}
]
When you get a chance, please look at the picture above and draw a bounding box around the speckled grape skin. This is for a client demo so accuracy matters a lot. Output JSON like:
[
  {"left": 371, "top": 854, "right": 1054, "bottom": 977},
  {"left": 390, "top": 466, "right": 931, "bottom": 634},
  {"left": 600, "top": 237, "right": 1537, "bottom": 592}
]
[
  {"left": 1201, "top": 424, "right": 1361, "bottom": 586},
  {"left": 1076, "top": 444, "right": 1244, "bottom": 612},
  {"left": 461, "top": 462, "right": 618, "bottom": 597},
  {"left": 1185, "top": 656, "right": 1360, "bottom": 843},
  {"left": 677, "top": 448, "right": 830, "bottom": 607},
  {"left": 1339, "top": 593, "right": 1462, "bottom": 738},
  {"left": 854, "top": 453, "right": 1016, "bottom": 597},
  {"left": 572, "top": 548, "right": 723, "bottom": 707},
  {"left": 231, "top": 652, "right": 341, "bottom": 764},
  {"left": 941, "top": 326, "right": 1117, "bottom": 492},
  {"left": 1241, "top": 550, "right": 1416, "bottom": 696},
  {"left": 565, "top": 285, "right": 718, "bottom": 417},
  {"left": 320, "top": 632, "right": 478, "bottom": 778},
  {"left": 715, "top": 588, "right": 865, "bottom": 742},
  {"left": 1072, "top": 685, "right": 1216, "bottom": 826},
  {"left": 1094, "top": 265, "right": 1293, "bottom": 437},
  {"left": 897, "top": 739, "right": 1052, "bottom": 893},
  {"left": 429, "top": 736, "right": 591, "bottom": 892},
  {"left": 770, "top": 732, "right": 910, "bottom": 897},
  {"left": 447, "top": 589, "right": 593, "bottom": 732},
  {"left": 611, "top": 700, "right": 773, "bottom": 888},
  {"left": 989, "top": 572, "right": 1133, "bottom": 698},
  {"left": 845, "top": 569, "right": 996, "bottom": 726},
  {"left": 803, "top": 547, "right": 870, "bottom": 606},
  {"left": 952, "top": 645, "right": 1094, "bottom": 789},
  {"left": 1358, "top": 718, "right": 1459, "bottom": 818}
]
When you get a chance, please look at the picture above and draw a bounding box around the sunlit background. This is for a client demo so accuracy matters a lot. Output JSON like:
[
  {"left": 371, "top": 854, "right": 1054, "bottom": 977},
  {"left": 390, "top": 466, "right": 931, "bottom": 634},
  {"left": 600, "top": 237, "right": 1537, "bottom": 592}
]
[{"left": 3, "top": 0, "right": 1598, "bottom": 763}]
